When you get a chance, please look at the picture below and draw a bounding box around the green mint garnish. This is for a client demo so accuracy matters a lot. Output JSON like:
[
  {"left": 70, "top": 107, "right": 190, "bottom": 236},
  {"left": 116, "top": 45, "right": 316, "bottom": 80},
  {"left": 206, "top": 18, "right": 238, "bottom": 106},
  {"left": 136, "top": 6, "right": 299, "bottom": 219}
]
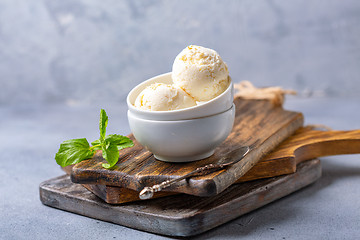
[{"left": 55, "top": 109, "right": 133, "bottom": 169}]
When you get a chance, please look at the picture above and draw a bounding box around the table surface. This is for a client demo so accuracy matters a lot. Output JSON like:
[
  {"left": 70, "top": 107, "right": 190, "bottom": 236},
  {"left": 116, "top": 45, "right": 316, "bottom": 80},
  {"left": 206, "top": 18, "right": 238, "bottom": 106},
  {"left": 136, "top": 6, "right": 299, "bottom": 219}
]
[{"left": 1, "top": 97, "right": 359, "bottom": 240}]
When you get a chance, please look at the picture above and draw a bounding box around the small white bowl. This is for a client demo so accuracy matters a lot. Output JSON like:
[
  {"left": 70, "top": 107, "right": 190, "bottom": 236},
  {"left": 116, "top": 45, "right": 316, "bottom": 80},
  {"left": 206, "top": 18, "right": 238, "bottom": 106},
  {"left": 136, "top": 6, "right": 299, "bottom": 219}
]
[
  {"left": 127, "top": 104, "right": 235, "bottom": 162},
  {"left": 127, "top": 72, "right": 234, "bottom": 121}
]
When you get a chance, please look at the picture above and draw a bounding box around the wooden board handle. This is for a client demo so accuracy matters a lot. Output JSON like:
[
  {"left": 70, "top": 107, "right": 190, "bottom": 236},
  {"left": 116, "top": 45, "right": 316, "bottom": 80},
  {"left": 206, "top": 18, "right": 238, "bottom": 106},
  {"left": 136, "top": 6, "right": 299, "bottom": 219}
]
[
  {"left": 268, "top": 128, "right": 360, "bottom": 165},
  {"left": 238, "top": 128, "right": 360, "bottom": 183}
]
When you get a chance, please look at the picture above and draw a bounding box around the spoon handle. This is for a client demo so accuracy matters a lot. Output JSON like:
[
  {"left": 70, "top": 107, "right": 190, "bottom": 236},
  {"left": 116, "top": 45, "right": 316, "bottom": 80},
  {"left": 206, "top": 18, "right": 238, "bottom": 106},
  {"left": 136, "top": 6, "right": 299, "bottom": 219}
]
[
  {"left": 139, "top": 163, "right": 223, "bottom": 200},
  {"left": 139, "top": 145, "right": 252, "bottom": 200}
]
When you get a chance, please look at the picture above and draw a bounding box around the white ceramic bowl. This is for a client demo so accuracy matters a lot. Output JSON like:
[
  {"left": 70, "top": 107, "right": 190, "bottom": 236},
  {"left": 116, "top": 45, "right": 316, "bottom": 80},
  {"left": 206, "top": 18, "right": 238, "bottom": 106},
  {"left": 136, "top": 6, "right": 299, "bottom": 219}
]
[
  {"left": 127, "top": 104, "right": 235, "bottom": 162},
  {"left": 127, "top": 72, "right": 234, "bottom": 121}
]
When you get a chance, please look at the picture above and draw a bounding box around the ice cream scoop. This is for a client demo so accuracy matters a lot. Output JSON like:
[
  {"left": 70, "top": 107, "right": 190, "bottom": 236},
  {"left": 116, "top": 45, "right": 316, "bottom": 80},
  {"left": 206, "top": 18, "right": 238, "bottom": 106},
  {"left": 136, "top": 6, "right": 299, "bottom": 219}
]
[
  {"left": 172, "top": 45, "right": 229, "bottom": 102},
  {"left": 134, "top": 83, "right": 196, "bottom": 111},
  {"left": 127, "top": 73, "right": 233, "bottom": 121}
]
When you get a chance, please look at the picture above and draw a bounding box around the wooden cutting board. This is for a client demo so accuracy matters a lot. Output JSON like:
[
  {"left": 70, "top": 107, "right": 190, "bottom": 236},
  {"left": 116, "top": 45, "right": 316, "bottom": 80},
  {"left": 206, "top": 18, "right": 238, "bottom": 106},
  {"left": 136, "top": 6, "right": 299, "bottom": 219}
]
[
  {"left": 40, "top": 159, "right": 321, "bottom": 237},
  {"left": 62, "top": 127, "right": 360, "bottom": 204},
  {"left": 71, "top": 98, "right": 304, "bottom": 196}
]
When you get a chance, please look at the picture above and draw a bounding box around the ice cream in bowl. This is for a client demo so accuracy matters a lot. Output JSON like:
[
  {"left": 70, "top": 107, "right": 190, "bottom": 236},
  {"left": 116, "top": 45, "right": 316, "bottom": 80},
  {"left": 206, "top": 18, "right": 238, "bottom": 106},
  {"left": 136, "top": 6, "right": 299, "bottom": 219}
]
[
  {"left": 127, "top": 72, "right": 233, "bottom": 121},
  {"left": 127, "top": 45, "right": 235, "bottom": 162}
]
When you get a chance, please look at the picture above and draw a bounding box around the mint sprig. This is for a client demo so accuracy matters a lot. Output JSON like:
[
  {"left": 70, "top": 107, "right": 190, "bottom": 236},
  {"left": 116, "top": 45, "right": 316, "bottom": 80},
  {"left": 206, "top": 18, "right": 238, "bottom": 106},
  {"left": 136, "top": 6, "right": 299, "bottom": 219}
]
[{"left": 55, "top": 109, "right": 134, "bottom": 169}]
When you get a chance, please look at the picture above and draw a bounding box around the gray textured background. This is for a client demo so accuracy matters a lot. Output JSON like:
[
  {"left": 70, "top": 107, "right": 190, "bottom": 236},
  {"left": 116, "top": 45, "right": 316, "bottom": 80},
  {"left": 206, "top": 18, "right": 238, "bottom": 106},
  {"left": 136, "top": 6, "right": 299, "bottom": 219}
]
[
  {"left": 1, "top": 0, "right": 360, "bottom": 106},
  {"left": 1, "top": 1, "right": 360, "bottom": 239}
]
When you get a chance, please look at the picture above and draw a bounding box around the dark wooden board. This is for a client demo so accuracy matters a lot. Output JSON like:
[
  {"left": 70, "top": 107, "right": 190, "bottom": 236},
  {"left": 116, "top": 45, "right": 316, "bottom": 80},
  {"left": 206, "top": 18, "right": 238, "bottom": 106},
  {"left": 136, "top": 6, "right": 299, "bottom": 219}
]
[
  {"left": 62, "top": 127, "right": 360, "bottom": 204},
  {"left": 71, "top": 98, "right": 304, "bottom": 196},
  {"left": 40, "top": 159, "right": 321, "bottom": 237}
]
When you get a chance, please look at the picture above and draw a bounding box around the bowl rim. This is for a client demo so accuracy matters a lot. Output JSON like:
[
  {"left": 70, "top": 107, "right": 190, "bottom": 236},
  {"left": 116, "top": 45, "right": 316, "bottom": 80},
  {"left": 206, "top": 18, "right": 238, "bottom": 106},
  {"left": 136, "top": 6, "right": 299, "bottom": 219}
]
[
  {"left": 127, "top": 72, "right": 232, "bottom": 116},
  {"left": 127, "top": 103, "right": 235, "bottom": 123}
]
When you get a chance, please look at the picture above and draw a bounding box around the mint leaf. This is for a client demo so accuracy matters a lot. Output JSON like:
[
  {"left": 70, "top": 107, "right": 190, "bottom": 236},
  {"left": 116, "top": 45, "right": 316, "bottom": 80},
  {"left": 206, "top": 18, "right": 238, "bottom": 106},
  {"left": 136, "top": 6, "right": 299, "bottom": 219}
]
[
  {"left": 92, "top": 134, "right": 134, "bottom": 150},
  {"left": 101, "top": 140, "right": 119, "bottom": 169},
  {"left": 90, "top": 139, "right": 101, "bottom": 149},
  {"left": 55, "top": 138, "right": 95, "bottom": 167},
  {"left": 92, "top": 134, "right": 133, "bottom": 169},
  {"left": 105, "top": 134, "right": 133, "bottom": 149},
  {"left": 99, "top": 109, "right": 108, "bottom": 142}
]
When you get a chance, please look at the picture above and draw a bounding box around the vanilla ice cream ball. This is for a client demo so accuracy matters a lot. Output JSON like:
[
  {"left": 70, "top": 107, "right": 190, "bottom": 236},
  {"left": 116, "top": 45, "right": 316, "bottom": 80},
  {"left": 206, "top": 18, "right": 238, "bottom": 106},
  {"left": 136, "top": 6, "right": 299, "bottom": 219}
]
[
  {"left": 172, "top": 45, "right": 230, "bottom": 102},
  {"left": 134, "top": 83, "right": 196, "bottom": 111}
]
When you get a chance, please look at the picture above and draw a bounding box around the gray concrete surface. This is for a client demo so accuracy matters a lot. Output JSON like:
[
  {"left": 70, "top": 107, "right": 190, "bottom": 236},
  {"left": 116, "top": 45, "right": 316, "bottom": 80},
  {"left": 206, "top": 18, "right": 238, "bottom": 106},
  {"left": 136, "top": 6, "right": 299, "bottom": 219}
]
[
  {"left": 0, "top": 97, "right": 359, "bottom": 240},
  {"left": 1, "top": 0, "right": 360, "bottom": 105},
  {"left": 1, "top": 1, "right": 360, "bottom": 239}
]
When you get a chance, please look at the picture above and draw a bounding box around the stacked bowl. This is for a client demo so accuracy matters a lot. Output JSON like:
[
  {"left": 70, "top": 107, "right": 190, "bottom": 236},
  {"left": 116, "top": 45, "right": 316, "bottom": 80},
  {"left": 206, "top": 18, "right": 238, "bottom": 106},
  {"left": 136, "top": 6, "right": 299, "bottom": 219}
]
[{"left": 127, "top": 72, "right": 235, "bottom": 162}]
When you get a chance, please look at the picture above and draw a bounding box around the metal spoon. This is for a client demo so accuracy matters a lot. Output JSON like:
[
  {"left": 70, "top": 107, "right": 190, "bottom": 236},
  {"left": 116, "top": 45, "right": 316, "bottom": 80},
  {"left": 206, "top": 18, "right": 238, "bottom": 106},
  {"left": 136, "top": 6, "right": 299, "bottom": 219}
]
[{"left": 139, "top": 145, "right": 252, "bottom": 200}]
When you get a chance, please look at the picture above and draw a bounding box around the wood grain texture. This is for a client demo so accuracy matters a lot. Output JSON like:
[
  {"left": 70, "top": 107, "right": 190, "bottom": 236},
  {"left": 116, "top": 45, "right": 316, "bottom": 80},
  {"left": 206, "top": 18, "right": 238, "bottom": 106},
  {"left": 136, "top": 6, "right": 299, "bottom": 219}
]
[
  {"left": 71, "top": 99, "right": 304, "bottom": 197},
  {"left": 239, "top": 127, "right": 360, "bottom": 182},
  {"left": 63, "top": 127, "right": 360, "bottom": 204},
  {"left": 41, "top": 159, "right": 321, "bottom": 237},
  {"left": 63, "top": 166, "right": 177, "bottom": 203}
]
